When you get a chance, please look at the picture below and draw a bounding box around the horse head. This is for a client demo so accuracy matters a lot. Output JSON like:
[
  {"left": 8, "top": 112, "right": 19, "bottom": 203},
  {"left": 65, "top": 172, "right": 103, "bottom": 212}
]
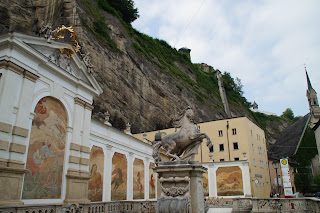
[{"left": 173, "top": 106, "right": 194, "bottom": 128}]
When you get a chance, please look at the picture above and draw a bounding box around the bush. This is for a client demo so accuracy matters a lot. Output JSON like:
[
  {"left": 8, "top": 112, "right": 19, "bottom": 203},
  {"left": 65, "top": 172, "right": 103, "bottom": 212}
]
[{"left": 98, "top": 0, "right": 139, "bottom": 24}]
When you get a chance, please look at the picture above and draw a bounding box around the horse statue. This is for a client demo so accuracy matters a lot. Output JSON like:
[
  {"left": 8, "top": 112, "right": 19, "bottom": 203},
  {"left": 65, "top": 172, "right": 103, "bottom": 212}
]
[{"left": 152, "top": 106, "right": 213, "bottom": 164}]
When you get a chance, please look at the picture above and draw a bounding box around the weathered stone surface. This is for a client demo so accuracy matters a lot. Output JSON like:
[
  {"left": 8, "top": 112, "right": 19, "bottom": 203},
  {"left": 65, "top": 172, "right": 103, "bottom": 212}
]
[
  {"left": 0, "top": 0, "right": 289, "bottom": 139},
  {"left": 154, "top": 162, "right": 207, "bottom": 213}
]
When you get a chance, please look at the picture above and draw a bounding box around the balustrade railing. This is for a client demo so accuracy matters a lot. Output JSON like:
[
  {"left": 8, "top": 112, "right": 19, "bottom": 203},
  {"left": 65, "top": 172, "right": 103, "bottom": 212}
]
[
  {"left": 233, "top": 197, "right": 320, "bottom": 213},
  {"left": 0, "top": 201, "right": 156, "bottom": 213}
]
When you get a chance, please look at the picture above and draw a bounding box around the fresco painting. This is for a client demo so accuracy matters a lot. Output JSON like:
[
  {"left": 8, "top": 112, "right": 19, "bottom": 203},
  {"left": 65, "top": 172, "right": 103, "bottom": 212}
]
[
  {"left": 216, "top": 166, "right": 244, "bottom": 196},
  {"left": 88, "top": 146, "right": 104, "bottom": 201},
  {"left": 22, "top": 97, "right": 67, "bottom": 199},
  {"left": 133, "top": 158, "right": 144, "bottom": 199},
  {"left": 203, "top": 172, "right": 209, "bottom": 196},
  {"left": 149, "top": 162, "right": 156, "bottom": 199},
  {"left": 111, "top": 152, "right": 127, "bottom": 200}
]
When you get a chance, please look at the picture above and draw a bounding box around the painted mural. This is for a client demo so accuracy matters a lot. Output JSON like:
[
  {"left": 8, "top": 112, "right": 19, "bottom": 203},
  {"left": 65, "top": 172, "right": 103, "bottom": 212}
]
[
  {"left": 149, "top": 162, "right": 156, "bottom": 199},
  {"left": 133, "top": 158, "right": 144, "bottom": 199},
  {"left": 111, "top": 152, "right": 127, "bottom": 200},
  {"left": 203, "top": 172, "right": 209, "bottom": 196},
  {"left": 22, "top": 97, "right": 67, "bottom": 199},
  {"left": 88, "top": 146, "right": 104, "bottom": 201},
  {"left": 216, "top": 166, "right": 243, "bottom": 196}
]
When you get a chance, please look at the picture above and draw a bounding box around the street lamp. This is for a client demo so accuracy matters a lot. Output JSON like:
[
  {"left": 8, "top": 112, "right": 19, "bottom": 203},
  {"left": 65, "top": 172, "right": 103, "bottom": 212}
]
[{"left": 272, "top": 160, "right": 280, "bottom": 197}]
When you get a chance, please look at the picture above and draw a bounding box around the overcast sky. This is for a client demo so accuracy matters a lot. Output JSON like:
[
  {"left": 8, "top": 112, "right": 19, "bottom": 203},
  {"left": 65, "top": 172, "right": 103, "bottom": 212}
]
[{"left": 132, "top": 0, "right": 320, "bottom": 117}]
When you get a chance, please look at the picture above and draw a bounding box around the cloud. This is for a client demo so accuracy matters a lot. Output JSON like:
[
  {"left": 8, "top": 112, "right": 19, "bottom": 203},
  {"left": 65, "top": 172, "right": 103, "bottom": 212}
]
[{"left": 132, "top": 0, "right": 320, "bottom": 116}]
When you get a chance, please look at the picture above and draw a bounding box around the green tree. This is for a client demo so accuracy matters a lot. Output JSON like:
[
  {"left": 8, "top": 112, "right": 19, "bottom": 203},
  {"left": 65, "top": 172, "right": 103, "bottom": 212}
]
[
  {"left": 281, "top": 108, "right": 294, "bottom": 121},
  {"left": 98, "top": 0, "right": 139, "bottom": 24},
  {"left": 292, "top": 127, "right": 318, "bottom": 193}
]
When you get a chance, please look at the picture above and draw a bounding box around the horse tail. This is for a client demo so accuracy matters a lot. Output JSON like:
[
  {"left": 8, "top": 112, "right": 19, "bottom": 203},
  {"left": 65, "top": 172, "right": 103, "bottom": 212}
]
[{"left": 152, "top": 140, "right": 162, "bottom": 164}]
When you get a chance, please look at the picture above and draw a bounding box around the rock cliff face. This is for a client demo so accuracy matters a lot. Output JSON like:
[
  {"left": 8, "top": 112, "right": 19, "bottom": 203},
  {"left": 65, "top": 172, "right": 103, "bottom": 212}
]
[{"left": 0, "top": 0, "right": 288, "bottom": 139}]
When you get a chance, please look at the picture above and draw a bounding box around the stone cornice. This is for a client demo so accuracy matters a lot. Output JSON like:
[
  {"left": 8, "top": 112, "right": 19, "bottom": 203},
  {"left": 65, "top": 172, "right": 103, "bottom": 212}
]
[
  {"left": 84, "top": 103, "right": 94, "bottom": 111},
  {"left": 0, "top": 60, "right": 24, "bottom": 75},
  {"left": 74, "top": 97, "right": 85, "bottom": 106},
  {"left": 23, "top": 70, "right": 39, "bottom": 82}
]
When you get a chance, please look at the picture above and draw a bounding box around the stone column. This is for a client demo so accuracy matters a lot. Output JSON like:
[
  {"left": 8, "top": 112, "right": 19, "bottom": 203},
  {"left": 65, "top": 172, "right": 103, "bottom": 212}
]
[
  {"left": 154, "top": 162, "right": 207, "bottom": 213},
  {"left": 105, "top": 145, "right": 113, "bottom": 201},
  {"left": 242, "top": 161, "right": 252, "bottom": 197},
  {"left": 0, "top": 61, "right": 38, "bottom": 206},
  {"left": 64, "top": 98, "right": 90, "bottom": 204},
  {"left": 145, "top": 157, "right": 150, "bottom": 200},
  {"left": 127, "top": 152, "right": 134, "bottom": 200}
]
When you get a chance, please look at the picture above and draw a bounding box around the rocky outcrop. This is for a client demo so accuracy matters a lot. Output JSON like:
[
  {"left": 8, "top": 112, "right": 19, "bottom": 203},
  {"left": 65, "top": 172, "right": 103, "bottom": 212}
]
[{"left": 0, "top": 0, "right": 268, "bottom": 134}]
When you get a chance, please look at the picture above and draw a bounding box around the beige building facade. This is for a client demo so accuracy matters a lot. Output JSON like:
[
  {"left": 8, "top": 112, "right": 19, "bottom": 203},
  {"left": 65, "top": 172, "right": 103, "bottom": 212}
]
[{"left": 134, "top": 116, "right": 271, "bottom": 198}]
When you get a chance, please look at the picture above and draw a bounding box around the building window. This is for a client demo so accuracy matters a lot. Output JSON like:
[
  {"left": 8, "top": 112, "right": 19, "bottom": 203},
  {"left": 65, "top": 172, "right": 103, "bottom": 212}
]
[
  {"left": 253, "top": 159, "right": 256, "bottom": 167},
  {"left": 232, "top": 128, "right": 237, "bottom": 135},
  {"left": 218, "top": 130, "right": 223, "bottom": 137},
  {"left": 233, "top": 142, "right": 239, "bottom": 150},
  {"left": 209, "top": 145, "right": 214, "bottom": 153},
  {"left": 252, "top": 144, "right": 254, "bottom": 151},
  {"left": 219, "top": 144, "right": 224, "bottom": 152},
  {"left": 220, "top": 159, "right": 225, "bottom": 162},
  {"left": 234, "top": 157, "right": 240, "bottom": 161},
  {"left": 251, "top": 130, "right": 253, "bottom": 136}
]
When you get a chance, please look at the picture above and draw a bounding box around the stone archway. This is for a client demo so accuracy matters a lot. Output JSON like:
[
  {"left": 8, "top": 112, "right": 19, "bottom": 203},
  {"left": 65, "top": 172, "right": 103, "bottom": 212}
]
[{"left": 22, "top": 96, "right": 68, "bottom": 199}]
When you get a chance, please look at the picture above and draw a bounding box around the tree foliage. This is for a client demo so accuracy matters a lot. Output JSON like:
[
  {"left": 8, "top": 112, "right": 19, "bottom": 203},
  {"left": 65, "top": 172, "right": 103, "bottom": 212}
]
[
  {"left": 281, "top": 108, "right": 295, "bottom": 121},
  {"left": 292, "top": 127, "right": 318, "bottom": 193},
  {"left": 98, "top": 0, "right": 139, "bottom": 24}
]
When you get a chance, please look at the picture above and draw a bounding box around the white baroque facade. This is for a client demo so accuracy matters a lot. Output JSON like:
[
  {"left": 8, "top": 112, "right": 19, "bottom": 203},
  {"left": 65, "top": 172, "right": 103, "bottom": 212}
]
[{"left": 0, "top": 32, "right": 155, "bottom": 206}]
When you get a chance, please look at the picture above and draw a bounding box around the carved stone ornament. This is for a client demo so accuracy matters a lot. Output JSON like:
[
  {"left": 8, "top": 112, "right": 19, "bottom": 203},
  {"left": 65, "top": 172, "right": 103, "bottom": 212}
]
[
  {"left": 159, "top": 176, "right": 190, "bottom": 198},
  {"left": 104, "top": 111, "right": 112, "bottom": 126},
  {"left": 49, "top": 50, "right": 72, "bottom": 74}
]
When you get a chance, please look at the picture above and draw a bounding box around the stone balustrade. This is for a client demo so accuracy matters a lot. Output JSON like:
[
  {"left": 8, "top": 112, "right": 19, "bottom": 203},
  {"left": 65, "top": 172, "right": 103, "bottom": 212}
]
[
  {"left": 0, "top": 201, "right": 156, "bottom": 213},
  {"left": 233, "top": 197, "right": 320, "bottom": 213}
]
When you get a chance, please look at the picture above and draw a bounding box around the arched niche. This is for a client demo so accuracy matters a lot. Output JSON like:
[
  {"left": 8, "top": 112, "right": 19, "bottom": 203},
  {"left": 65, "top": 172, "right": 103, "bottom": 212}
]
[
  {"left": 22, "top": 96, "right": 68, "bottom": 199},
  {"left": 149, "top": 162, "right": 156, "bottom": 199},
  {"left": 133, "top": 158, "right": 144, "bottom": 199},
  {"left": 216, "top": 166, "right": 244, "bottom": 196},
  {"left": 111, "top": 152, "right": 127, "bottom": 200},
  {"left": 88, "top": 146, "right": 104, "bottom": 202}
]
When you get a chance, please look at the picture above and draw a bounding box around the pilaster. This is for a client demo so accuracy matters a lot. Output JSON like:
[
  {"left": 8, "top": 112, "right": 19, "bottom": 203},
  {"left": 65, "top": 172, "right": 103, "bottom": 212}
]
[
  {"left": 0, "top": 61, "right": 38, "bottom": 206},
  {"left": 64, "top": 97, "right": 91, "bottom": 204},
  {"left": 105, "top": 145, "right": 113, "bottom": 201},
  {"left": 127, "top": 152, "right": 134, "bottom": 200},
  {"left": 145, "top": 157, "right": 150, "bottom": 200}
]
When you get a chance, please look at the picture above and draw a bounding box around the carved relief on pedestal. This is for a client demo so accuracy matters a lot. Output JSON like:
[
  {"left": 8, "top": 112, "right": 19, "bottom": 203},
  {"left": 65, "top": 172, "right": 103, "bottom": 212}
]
[{"left": 159, "top": 176, "right": 190, "bottom": 198}]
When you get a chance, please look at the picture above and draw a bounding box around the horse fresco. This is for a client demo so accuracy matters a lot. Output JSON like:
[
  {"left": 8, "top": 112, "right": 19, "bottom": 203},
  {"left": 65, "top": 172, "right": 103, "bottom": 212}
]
[{"left": 152, "top": 106, "right": 213, "bottom": 163}]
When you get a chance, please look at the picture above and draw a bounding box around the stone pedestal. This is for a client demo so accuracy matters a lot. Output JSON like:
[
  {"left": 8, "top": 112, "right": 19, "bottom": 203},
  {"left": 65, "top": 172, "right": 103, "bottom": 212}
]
[
  {"left": 153, "top": 161, "right": 207, "bottom": 213},
  {"left": 64, "top": 169, "right": 90, "bottom": 204},
  {"left": 0, "top": 167, "right": 27, "bottom": 206}
]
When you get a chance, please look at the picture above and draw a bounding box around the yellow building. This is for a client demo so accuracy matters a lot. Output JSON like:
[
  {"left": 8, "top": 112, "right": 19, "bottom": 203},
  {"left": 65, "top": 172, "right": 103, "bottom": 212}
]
[{"left": 134, "top": 116, "right": 271, "bottom": 198}]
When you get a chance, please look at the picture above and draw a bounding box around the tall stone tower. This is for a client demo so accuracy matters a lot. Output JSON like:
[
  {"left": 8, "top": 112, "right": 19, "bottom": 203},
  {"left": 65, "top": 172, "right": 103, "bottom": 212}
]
[
  {"left": 217, "top": 70, "right": 231, "bottom": 118},
  {"left": 306, "top": 67, "right": 320, "bottom": 126}
]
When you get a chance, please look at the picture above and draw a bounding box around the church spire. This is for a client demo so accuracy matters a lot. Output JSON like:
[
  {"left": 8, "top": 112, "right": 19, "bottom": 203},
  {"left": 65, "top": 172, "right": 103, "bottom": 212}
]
[
  {"left": 305, "top": 66, "right": 320, "bottom": 123},
  {"left": 305, "top": 65, "right": 313, "bottom": 93}
]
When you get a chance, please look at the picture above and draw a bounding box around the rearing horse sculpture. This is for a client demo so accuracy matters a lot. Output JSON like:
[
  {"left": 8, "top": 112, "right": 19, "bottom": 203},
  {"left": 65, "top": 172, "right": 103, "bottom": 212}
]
[{"left": 152, "top": 106, "right": 213, "bottom": 163}]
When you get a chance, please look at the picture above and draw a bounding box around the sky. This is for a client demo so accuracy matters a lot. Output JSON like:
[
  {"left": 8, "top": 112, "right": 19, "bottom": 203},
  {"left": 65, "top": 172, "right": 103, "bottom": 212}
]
[{"left": 132, "top": 0, "right": 320, "bottom": 117}]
